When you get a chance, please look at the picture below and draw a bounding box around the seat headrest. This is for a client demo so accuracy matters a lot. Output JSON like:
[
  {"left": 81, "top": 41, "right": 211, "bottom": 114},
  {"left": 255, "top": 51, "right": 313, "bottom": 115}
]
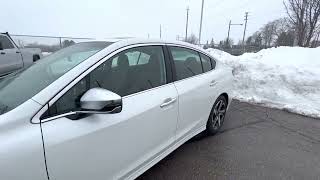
[
  {"left": 117, "top": 54, "right": 129, "bottom": 68},
  {"left": 148, "top": 54, "right": 160, "bottom": 67},
  {"left": 185, "top": 57, "right": 197, "bottom": 65}
]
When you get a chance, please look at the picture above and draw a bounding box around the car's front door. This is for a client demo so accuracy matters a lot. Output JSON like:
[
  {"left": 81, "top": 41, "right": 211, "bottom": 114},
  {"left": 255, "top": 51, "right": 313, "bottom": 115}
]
[
  {"left": 40, "top": 45, "right": 178, "bottom": 179},
  {"left": 0, "top": 35, "right": 23, "bottom": 76}
]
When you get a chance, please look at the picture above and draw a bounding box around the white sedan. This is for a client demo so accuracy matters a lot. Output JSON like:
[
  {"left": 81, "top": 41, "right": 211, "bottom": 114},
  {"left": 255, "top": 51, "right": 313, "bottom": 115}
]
[{"left": 0, "top": 39, "right": 234, "bottom": 180}]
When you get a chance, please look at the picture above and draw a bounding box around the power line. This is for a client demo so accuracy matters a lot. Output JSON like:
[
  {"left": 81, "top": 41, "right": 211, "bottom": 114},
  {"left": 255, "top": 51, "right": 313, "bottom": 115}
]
[
  {"left": 227, "top": 20, "right": 243, "bottom": 44},
  {"left": 200, "top": 0, "right": 252, "bottom": 42}
]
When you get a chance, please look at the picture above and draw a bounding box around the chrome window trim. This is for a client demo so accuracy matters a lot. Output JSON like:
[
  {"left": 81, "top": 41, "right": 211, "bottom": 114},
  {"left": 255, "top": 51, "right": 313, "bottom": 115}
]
[{"left": 165, "top": 43, "right": 215, "bottom": 62}]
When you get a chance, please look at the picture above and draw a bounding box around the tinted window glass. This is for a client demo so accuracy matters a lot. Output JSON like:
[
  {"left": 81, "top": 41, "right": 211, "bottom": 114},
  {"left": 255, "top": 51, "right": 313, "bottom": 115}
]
[
  {"left": 200, "top": 53, "right": 212, "bottom": 72},
  {"left": 170, "top": 47, "right": 202, "bottom": 80},
  {"left": 101, "top": 46, "right": 166, "bottom": 96},
  {"left": 0, "top": 35, "right": 14, "bottom": 49},
  {"left": 0, "top": 42, "right": 111, "bottom": 116},
  {"left": 47, "top": 46, "right": 167, "bottom": 117}
]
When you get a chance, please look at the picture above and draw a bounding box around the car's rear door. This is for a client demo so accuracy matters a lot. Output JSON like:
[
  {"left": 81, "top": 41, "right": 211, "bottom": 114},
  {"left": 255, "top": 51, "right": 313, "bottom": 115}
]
[
  {"left": 38, "top": 45, "right": 179, "bottom": 179},
  {"left": 167, "top": 45, "right": 218, "bottom": 139},
  {"left": 0, "top": 35, "right": 23, "bottom": 75}
]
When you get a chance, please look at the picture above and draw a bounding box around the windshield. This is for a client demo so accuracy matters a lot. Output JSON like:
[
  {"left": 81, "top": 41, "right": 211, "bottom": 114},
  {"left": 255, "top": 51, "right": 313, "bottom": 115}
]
[{"left": 0, "top": 41, "right": 112, "bottom": 115}]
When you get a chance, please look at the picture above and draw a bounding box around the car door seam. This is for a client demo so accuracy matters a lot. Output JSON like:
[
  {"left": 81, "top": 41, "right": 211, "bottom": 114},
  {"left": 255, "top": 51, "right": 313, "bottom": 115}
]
[
  {"left": 173, "top": 83, "right": 180, "bottom": 137},
  {"left": 39, "top": 104, "right": 50, "bottom": 180}
]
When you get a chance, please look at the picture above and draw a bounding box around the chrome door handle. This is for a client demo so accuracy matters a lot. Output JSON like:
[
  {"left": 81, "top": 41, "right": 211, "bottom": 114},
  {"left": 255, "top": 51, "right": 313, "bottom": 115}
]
[
  {"left": 210, "top": 80, "right": 218, "bottom": 87},
  {"left": 160, "top": 98, "right": 177, "bottom": 108},
  {"left": 0, "top": 52, "right": 5, "bottom": 55}
]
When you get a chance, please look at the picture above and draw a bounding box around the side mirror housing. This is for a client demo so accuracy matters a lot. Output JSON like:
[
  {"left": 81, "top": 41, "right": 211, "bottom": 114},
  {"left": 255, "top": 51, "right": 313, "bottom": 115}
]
[
  {"left": 41, "top": 88, "right": 122, "bottom": 122},
  {"left": 80, "top": 88, "right": 122, "bottom": 113}
]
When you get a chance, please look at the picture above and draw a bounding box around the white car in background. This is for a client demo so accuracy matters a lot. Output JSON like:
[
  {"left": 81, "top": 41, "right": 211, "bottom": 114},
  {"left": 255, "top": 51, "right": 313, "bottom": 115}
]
[{"left": 0, "top": 39, "right": 233, "bottom": 180}]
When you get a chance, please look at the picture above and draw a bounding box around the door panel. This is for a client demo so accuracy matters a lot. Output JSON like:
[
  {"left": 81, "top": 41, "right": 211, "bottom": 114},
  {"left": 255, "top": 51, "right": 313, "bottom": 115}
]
[
  {"left": 41, "top": 86, "right": 178, "bottom": 180},
  {"left": 174, "top": 71, "right": 218, "bottom": 138}
]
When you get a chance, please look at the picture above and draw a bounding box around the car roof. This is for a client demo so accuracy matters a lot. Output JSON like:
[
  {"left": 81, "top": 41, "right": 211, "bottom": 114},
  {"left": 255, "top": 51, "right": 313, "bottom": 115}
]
[
  {"left": 93, "top": 38, "right": 207, "bottom": 55},
  {"left": 116, "top": 38, "right": 199, "bottom": 48}
]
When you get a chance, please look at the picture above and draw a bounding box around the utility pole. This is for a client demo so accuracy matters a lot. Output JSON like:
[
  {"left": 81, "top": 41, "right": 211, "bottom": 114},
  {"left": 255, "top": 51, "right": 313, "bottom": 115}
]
[
  {"left": 198, "top": 0, "right": 204, "bottom": 45},
  {"left": 185, "top": 6, "right": 190, "bottom": 42},
  {"left": 227, "top": 20, "right": 232, "bottom": 45},
  {"left": 227, "top": 20, "right": 243, "bottom": 46},
  {"left": 160, "top": 24, "right": 162, "bottom": 39},
  {"left": 242, "top": 12, "right": 249, "bottom": 52}
]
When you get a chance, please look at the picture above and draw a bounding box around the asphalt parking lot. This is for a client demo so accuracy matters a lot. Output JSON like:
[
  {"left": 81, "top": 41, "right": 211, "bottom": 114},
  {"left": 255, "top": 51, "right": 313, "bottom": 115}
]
[{"left": 138, "top": 100, "right": 320, "bottom": 180}]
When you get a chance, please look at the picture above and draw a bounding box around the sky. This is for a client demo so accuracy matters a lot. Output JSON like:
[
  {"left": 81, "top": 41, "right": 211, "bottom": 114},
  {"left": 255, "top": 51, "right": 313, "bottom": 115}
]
[{"left": 0, "top": 0, "right": 286, "bottom": 44}]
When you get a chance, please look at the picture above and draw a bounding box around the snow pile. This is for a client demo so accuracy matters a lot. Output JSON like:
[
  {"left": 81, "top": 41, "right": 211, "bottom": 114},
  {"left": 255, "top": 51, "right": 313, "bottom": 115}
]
[{"left": 207, "top": 47, "right": 320, "bottom": 118}]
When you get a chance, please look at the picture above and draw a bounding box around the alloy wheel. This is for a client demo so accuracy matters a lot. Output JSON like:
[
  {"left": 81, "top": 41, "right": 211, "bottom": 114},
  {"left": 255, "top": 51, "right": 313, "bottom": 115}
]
[{"left": 211, "top": 99, "right": 227, "bottom": 130}]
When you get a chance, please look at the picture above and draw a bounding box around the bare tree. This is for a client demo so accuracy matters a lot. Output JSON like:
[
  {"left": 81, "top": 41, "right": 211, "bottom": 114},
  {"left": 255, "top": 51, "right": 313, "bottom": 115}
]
[
  {"left": 246, "top": 31, "right": 263, "bottom": 47},
  {"left": 273, "top": 18, "right": 292, "bottom": 38},
  {"left": 311, "top": 26, "right": 320, "bottom": 46},
  {"left": 219, "top": 38, "right": 234, "bottom": 49},
  {"left": 284, "top": 0, "right": 320, "bottom": 47},
  {"left": 185, "top": 34, "right": 199, "bottom": 45},
  {"left": 276, "top": 31, "right": 295, "bottom": 46},
  {"left": 62, "top": 40, "right": 76, "bottom": 48},
  {"left": 261, "top": 21, "right": 277, "bottom": 47}
]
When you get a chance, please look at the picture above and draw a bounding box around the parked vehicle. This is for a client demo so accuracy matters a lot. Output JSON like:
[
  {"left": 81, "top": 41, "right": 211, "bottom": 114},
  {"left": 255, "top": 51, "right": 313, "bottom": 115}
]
[
  {"left": 0, "top": 32, "right": 43, "bottom": 76},
  {"left": 0, "top": 39, "right": 234, "bottom": 180}
]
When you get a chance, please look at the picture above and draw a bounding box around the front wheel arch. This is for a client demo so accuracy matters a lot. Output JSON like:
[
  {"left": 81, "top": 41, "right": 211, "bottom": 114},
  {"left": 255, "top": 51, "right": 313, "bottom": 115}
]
[
  {"left": 220, "top": 93, "right": 229, "bottom": 107},
  {"left": 33, "top": 54, "right": 41, "bottom": 62}
]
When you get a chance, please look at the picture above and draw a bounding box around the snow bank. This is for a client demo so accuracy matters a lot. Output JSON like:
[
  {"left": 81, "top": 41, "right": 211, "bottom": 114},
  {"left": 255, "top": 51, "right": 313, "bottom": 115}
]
[{"left": 207, "top": 47, "right": 320, "bottom": 118}]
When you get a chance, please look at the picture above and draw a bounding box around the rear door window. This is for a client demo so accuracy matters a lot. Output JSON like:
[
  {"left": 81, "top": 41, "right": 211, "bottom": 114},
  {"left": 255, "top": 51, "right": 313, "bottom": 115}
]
[
  {"left": 200, "top": 53, "right": 212, "bottom": 72},
  {"left": 169, "top": 47, "right": 202, "bottom": 80}
]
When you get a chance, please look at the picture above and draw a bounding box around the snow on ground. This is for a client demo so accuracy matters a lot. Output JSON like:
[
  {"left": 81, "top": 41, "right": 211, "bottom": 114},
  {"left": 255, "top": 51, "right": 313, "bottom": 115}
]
[
  {"left": 42, "top": 52, "right": 52, "bottom": 56},
  {"left": 207, "top": 47, "right": 320, "bottom": 118}
]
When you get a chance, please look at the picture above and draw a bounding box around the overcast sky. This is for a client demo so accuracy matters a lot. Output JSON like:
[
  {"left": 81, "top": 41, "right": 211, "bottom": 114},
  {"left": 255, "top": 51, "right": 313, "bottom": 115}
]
[{"left": 1, "top": 0, "right": 286, "bottom": 44}]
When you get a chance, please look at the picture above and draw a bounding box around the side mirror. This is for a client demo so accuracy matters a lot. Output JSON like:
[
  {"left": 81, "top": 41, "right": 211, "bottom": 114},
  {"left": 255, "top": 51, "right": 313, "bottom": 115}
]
[
  {"left": 0, "top": 42, "right": 3, "bottom": 51},
  {"left": 41, "top": 88, "right": 122, "bottom": 122},
  {"left": 79, "top": 88, "right": 122, "bottom": 114}
]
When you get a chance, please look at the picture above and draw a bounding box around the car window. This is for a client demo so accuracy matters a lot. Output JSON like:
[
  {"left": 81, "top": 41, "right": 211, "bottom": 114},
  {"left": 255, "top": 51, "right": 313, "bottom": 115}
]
[
  {"left": 169, "top": 47, "right": 203, "bottom": 80},
  {"left": 98, "top": 46, "right": 166, "bottom": 96},
  {"left": 49, "top": 50, "right": 99, "bottom": 75},
  {"left": 200, "top": 53, "right": 212, "bottom": 72},
  {"left": 0, "top": 35, "right": 14, "bottom": 49},
  {"left": 111, "top": 51, "right": 151, "bottom": 67},
  {"left": 211, "top": 58, "right": 216, "bottom": 69},
  {"left": 0, "top": 42, "right": 111, "bottom": 116},
  {"left": 45, "top": 46, "right": 167, "bottom": 118}
]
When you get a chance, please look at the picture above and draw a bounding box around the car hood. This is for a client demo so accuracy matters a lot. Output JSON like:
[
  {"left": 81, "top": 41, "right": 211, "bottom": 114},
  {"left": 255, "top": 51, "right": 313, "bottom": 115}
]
[{"left": 0, "top": 99, "right": 41, "bottom": 121}]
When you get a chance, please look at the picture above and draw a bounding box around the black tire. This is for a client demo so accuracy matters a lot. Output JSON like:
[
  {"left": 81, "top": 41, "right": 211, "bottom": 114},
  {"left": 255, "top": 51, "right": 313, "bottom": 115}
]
[
  {"left": 206, "top": 95, "right": 228, "bottom": 135},
  {"left": 33, "top": 54, "right": 40, "bottom": 62}
]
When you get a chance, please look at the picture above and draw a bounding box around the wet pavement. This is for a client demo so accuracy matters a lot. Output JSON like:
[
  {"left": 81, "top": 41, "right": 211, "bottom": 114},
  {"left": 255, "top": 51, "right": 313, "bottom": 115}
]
[{"left": 138, "top": 100, "right": 320, "bottom": 180}]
